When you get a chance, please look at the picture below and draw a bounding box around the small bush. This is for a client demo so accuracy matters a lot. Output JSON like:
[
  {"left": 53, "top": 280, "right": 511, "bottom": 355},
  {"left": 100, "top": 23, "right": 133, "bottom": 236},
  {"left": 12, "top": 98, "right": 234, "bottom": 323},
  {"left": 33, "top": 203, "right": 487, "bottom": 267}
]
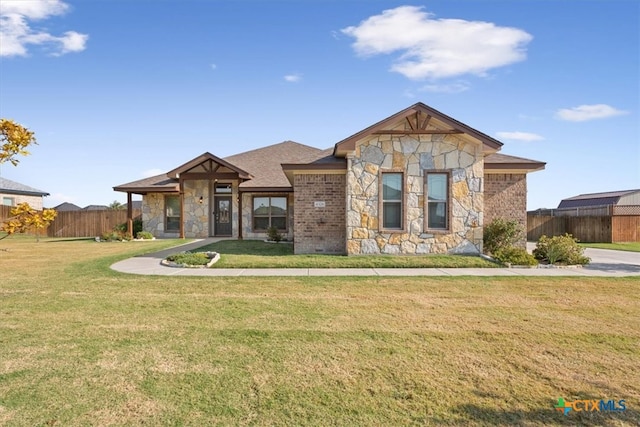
[
  {"left": 165, "top": 252, "right": 211, "bottom": 266},
  {"left": 493, "top": 247, "right": 538, "bottom": 266},
  {"left": 136, "top": 231, "right": 154, "bottom": 240},
  {"left": 533, "top": 234, "right": 590, "bottom": 265},
  {"left": 267, "top": 226, "right": 283, "bottom": 242},
  {"left": 483, "top": 218, "right": 523, "bottom": 255}
]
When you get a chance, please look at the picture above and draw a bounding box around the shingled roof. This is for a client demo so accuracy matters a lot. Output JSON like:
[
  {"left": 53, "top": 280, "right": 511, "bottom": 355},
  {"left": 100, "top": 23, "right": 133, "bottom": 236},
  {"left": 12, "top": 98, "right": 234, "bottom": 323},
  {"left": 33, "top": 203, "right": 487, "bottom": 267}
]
[
  {"left": 113, "top": 141, "right": 333, "bottom": 193},
  {"left": 225, "top": 141, "right": 331, "bottom": 190},
  {"left": 0, "top": 177, "right": 49, "bottom": 196},
  {"left": 484, "top": 153, "right": 546, "bottom": 173}
]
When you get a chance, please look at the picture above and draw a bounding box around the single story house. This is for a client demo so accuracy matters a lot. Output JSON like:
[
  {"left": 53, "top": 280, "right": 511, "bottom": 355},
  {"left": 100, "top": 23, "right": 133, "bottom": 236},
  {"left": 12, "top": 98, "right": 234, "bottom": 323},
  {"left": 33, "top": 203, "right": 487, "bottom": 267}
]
[
  {"left": 114, "top": 103, "right": 545, "bottom": 254},
  {"left": 0, "top": 177, "right": 49, "bottom": 210}
]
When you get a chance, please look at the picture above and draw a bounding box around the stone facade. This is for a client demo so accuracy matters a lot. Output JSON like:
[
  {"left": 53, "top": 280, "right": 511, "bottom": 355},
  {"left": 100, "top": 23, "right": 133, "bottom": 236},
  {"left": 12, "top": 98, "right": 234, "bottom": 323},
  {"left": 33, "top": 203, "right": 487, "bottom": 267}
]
[
  {"left": 293, "top": 173, "right": 346, "bottom": 254},
  {"left": 142, "top": 180, "right": 241, "bottom": 238},
  {"left": 484, "top": 173, "right": 527, "bottom": 247},
  {"left": 142, "top": 193, "right": 177, "bottom": 238},
  {"left": 346, "top": 135, "right": 484, "bottom": 255}
]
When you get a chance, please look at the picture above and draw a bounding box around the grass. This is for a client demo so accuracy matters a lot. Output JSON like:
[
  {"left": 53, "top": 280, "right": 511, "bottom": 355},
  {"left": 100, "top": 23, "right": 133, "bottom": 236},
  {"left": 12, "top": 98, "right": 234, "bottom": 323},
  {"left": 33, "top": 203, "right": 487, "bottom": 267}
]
[
  {"left": 194, "top": 239, "right": 500, "bottom": 268},
  {"left": 1, "top": 236, "right": 639, "bottom": 426},
  {"left": 581, "top": 242, "right": 640, "bottom": 253}
]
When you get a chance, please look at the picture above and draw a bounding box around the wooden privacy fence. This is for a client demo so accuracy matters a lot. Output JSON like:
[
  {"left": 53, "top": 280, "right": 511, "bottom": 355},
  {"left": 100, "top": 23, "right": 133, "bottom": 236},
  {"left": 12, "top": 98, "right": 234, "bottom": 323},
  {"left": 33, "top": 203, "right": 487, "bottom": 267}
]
[
  {"left": 527, "top": 212, "right": 640, "bottom": 243},
  {"left": 46, "top": 209, "right": 141, "bottom": 238},
  {"left": 0, "top": 206, "right": 141, "bottom": 238}
]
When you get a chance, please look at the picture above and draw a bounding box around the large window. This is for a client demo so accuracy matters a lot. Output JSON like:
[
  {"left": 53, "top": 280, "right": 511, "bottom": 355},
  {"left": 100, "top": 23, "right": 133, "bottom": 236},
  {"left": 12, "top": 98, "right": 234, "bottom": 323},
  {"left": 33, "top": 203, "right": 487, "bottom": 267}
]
[
  {"left": 426, "top": 172, "right": 449, "bottom": 230},
  {"left": 381, "top": 172, "right": 403, "bottom": 230},
  {"left": 2, "top": 197, "right": 15, "bottom": 206},
  {"left": 165, "top": 195, "right": 180, "bottom": 232},
  {"left": 253, "top": 196, "right": 287, "bottom": 231}
]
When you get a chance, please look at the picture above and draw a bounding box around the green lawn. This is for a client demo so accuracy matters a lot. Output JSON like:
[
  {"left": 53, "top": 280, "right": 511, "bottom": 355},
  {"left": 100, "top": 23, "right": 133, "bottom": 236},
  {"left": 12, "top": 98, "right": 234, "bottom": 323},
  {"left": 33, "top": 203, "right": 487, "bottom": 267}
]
[
  {"left": 581, "top": 242, "right": 640, "bottom": 252},
  {"left": 193, "top": 239, "right": 500, "bottom": 268},
  {"left": 1, "top": 237, "right": 639, "bottom": 426}
]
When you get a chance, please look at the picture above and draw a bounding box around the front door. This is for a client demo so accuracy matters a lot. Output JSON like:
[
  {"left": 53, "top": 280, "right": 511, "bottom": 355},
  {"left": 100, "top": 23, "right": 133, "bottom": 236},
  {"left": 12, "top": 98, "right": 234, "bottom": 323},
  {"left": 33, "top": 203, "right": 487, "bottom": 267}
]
[{"left": 213, "top": 196, "right": 232, "bottom": 236}]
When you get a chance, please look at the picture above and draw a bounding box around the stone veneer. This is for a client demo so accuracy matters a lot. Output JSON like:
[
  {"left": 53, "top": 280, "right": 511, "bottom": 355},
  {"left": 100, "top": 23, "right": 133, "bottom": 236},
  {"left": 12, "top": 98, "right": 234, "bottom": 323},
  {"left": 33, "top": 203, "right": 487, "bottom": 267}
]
[
  {"left": 484, "top": 173, "right": 527, "bottom": 247},
  {"left": 346, "top": 135, "right": 483, "bottom": 255},
  {"left": 293, "top": 174, "right": 346, "bottom": 254},
  {"left": 142, "top": 180, "right": 240, "bottom": 238}
]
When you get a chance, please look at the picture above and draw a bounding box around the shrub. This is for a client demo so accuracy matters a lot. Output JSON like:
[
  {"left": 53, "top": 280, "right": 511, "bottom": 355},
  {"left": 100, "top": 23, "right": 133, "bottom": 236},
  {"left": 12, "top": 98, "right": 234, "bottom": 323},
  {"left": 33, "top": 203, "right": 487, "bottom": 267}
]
[
  {"left": 136, "top": 231, "right": 154, "bottom": 240},
  {"left": 493, "top": 247, "right": 538, "bottom": 266},
  {"left": 483, "top": 218, "right": 524, "bottom": 255},
  {"left": 267, "top": 226, "right": 283, "bottom": 242},
  {"left": 165, "top": 252, "right": 210, "bottom": 266},
  {"left": 533, "top": 234, "right": 590, "bottom": 265}
]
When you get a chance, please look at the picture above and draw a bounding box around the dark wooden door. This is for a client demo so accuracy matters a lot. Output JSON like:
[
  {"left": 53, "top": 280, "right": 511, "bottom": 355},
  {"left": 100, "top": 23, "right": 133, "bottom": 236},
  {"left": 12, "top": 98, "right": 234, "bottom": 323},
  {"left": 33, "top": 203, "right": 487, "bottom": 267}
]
[{"left": 214, "top": 196, "right": 232, "bottom": 236}]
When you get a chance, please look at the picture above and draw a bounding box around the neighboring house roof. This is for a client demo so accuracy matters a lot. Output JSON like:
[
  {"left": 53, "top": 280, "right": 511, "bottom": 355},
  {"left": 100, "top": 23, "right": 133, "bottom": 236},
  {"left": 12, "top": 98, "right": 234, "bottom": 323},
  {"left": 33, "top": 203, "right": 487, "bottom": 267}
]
[
  {"left": 484, "top": 153, "right": 546, "bottom": 173},
  {"left": 0, "top": 177, "right": 49, "bottom": 197},
  {"left": 53, "top": 202, "right": 81, "bottom": 211},
  {"left": 124, "top": 201, "right": 142, "bottom": 210},
  {"left": 333, "top": 102, "right": 504, "bottom": 156},
  {"left": 558, "top": 189, "right": 640, "bottom": 209},
  {"left": 83, "top": 205, "right": 108, "bottom": 211}
]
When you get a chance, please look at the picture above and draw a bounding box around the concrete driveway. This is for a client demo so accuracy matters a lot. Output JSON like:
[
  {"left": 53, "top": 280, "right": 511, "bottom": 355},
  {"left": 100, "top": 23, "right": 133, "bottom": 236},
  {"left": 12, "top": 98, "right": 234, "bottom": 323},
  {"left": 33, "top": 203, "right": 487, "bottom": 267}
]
[{"left": 527, "top": 242, "right": 640, "bottom": 275}]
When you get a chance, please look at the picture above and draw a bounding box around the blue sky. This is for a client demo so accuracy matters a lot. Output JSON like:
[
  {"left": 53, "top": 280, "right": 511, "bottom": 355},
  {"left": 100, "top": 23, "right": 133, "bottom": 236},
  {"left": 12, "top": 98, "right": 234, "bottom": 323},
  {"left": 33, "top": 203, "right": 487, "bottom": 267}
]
[{"left": 1, "top": 0, "right": 638, "bottom": 209}]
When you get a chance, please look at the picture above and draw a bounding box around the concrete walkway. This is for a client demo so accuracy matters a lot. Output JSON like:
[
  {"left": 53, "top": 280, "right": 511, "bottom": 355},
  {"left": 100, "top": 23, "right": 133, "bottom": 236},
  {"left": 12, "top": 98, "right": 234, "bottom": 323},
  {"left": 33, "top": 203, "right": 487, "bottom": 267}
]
[{"left": 111, "top": 239, "right": 640, "bottom": 277}]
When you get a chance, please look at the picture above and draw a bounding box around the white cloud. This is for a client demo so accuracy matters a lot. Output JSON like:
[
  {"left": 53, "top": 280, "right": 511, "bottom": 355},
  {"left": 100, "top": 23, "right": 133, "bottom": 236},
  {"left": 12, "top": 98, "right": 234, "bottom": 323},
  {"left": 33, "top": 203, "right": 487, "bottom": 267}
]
[
  {"left": 341, "top": 6, "right": 532, "bottom": 80},
  {"left": 421, "top": 81, "right": 470, "bottom": 93},
  {"left": 496, "top": 131, "right": 544, "bottom": 142},
  {"left": 284, "top": 73, "right": 302, "bottom": 83},
  {"left": 141, "top": 168, "right": 165, "bottom": 178},
  {"left": 555, "top": 104, "right": 629, "bottom": 122},
  {"left": 0, "top": 0, "right": 88, "bottom": 57}
]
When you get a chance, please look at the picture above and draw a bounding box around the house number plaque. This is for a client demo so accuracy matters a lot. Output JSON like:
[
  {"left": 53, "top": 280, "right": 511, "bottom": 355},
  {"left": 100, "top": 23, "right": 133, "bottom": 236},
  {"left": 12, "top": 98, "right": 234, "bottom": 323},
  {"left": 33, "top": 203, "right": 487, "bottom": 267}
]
[{"left": 314, "top": 201, "right": 326, "bottom": 208}]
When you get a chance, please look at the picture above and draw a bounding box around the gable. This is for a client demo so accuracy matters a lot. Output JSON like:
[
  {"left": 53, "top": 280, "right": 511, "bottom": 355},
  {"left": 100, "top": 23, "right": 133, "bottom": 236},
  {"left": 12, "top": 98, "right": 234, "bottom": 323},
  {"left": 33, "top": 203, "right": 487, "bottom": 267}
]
[
  {"left": 334, "top": 102, "right": 503, "bottom": 157},
  {"left": 166, "top": 152, "right": 252, "bottom": 180}
]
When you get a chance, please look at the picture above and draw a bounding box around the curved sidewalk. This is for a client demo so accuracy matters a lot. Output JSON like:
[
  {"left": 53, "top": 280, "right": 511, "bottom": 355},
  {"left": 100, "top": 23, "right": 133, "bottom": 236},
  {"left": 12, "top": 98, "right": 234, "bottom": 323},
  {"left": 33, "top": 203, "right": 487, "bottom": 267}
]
[{"left": 111, "top": 239, "right": 640, "bottom": 277}]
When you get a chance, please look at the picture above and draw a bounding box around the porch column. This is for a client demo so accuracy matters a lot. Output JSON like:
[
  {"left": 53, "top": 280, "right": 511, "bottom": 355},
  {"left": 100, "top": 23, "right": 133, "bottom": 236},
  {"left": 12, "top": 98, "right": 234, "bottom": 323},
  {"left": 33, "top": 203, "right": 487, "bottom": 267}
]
[
  {"left": 238, "top": 191, "right": 243, "bottom": 240},
  {"left": 126, "top": 192, "right": 133, "bottom": 238},
  {"left": 179, "top": 178, "right": 185, "bottom": 239}
]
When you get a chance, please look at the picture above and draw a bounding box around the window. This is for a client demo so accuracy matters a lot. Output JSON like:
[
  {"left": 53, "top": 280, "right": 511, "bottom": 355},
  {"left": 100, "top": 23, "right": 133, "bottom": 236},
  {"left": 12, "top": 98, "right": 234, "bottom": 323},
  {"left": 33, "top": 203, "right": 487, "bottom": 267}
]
[
  {"left": 2, "top": 197, "right": 15, "bottom": 206},
  {"left": 215, "top": 183, "right": 232, "bottom": 194},
  {"left": 165, "top": 195, "right": 180, "bottom": 232},
  {"left": 426, "top": 172, "right": 449, "bottom": 230},
  {"left": 381, "top": 172, "right": 403, "bottom": 229},
  {"left": 253, "top": 196, "right": 287, "bottom": 231}
]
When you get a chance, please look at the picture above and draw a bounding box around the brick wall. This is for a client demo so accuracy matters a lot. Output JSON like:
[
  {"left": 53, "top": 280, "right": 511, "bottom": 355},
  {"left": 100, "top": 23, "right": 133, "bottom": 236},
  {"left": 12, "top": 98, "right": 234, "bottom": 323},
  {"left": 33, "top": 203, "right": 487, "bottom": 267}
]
[
  {"left": 293, "top": 174, "right": 346, "bottom": 254},
  {"left": 484, "top": 173, "right": 527, "bottom": 246}
]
